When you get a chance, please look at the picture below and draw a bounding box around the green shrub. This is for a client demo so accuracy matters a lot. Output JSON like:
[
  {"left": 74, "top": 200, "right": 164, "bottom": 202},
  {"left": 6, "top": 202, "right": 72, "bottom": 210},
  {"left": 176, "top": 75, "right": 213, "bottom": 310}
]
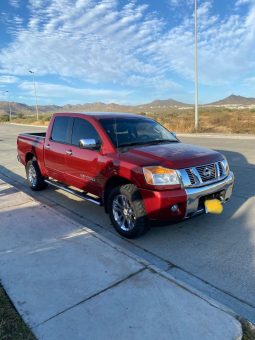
[
  {"left": 0, "top": 115, "right": 9, "bottom": 122},
  {"left": 41, "top": 114, "right": 52, "bottom": 122}
]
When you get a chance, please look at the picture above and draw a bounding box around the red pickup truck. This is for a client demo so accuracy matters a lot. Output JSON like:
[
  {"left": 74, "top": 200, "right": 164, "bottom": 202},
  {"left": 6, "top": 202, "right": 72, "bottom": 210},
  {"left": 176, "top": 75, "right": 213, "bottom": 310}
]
[{"left": 17, "top": 112, "right": 234, "bottom": 238}]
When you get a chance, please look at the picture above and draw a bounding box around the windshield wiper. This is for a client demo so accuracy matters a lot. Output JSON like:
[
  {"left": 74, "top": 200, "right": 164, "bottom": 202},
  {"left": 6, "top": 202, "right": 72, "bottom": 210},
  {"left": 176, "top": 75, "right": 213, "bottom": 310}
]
[
  {"left": 118, "top": 141, "right": 149, "bottom": 148},
  {"left": 145, "top": 139, "right": 178, "bottom": 145},
  {"left": 118, "top": 139, "right": 178, "bottom": 148}
]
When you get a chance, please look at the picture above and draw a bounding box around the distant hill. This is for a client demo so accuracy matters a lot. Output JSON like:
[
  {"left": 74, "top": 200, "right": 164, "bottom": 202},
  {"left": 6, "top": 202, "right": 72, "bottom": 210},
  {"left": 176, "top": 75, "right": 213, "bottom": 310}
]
[
  {"left": 0, "top": 101, "right": 34, "bottom": 116},
  {"left": 137, "top": 99, "right": 190, "bottom": 109},
  {"left": 1, "top": 95, "right": 255, "bottom": 117},
  {"left": 62, "top": 102, "right": 134, "bottom": 113},
  {"left": 38, "top": 104, "right": 61, "bottom": 112},
  {"left": 208, "top": 95, "right": 255, "bottom": 106},
  {"left": 0, "top": 98, "right": 190, "bottom": 116},
  {"left": 0, "top": 101, "right": 123, "bottom": 116}
]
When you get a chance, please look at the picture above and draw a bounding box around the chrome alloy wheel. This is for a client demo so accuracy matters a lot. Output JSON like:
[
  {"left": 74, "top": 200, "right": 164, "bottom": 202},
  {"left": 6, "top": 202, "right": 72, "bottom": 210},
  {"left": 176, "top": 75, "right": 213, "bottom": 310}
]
[
  {"left": 112, "top": 194, "right": 136, "bottom": 231},
  {"left": 28, "top": 164, "right": 37, "bottom": 187}
]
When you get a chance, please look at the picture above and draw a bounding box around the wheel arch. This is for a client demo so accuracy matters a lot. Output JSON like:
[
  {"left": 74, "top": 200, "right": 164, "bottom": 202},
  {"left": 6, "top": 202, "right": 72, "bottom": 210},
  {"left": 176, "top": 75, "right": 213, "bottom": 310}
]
[
  {"left": 103, "top": 176, "right": 133, "bottom": 213},
  {"left": 25, "top": 152, "right": 35, "bottom": 163},
  {"left": 25, "top": 152, "right": 47, "bottom": 178}
]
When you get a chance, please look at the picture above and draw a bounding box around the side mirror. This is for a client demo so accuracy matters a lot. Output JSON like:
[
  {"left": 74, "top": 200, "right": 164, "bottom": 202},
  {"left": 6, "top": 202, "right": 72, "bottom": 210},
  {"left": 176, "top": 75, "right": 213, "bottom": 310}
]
[
  {"left": 172, "top": 132, "right": 177, "bottom": 138},
  {"left": 79, "top": 138, "right": 100, "bottom": 150}
]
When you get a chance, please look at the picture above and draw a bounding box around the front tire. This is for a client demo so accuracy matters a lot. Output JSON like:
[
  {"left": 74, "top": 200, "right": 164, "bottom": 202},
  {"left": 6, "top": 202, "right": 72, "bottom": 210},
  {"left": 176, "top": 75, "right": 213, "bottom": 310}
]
[
  {"left": 26, "top": 160, "right": 47, "bottom": 191},
  {"left": 108, "top": 184, "right": 148, "bottom": 238}
]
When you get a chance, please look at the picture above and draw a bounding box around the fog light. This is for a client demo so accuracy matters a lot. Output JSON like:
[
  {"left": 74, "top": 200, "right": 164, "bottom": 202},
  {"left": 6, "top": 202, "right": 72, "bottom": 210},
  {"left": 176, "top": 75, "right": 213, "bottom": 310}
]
[{"left": 170, "top": 204, "right": 179, "bottom": 213}]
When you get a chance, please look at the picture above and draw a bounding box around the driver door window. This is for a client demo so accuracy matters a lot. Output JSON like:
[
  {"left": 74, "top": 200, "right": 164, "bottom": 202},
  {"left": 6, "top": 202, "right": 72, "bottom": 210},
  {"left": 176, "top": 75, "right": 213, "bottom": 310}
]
[{"left": 71, "top": 118, "right": 100, "bottom": 146}]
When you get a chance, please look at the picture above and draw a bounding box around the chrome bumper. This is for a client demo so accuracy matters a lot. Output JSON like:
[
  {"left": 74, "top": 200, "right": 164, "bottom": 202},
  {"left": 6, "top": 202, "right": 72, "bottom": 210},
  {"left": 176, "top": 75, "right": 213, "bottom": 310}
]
[{"left": 185, "top": 171, "right": 234, "bottom": 217}]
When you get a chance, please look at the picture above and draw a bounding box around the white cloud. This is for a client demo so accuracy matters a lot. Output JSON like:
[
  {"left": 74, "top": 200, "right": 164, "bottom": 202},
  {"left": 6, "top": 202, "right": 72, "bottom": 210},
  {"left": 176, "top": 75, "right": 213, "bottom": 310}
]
[
  {"left": 169, "top": 0, "right": 179, "bottom": 7},
  {"left": 0, "top": 0, "right": 174, "bottom": 88},
  {"left": 9, "top": 0, "right": 20, "bottom": 8},
  {"left": 243, "top": 76, "right": 255, "bottom": 85},
  {"left": 19, "top": 81, "right": 131, "bottom": 103},
  {"left": 0, "top": 75, "right": 19, "bottom": 84},
  {"left": 236, "top": 0, "right": 251, "bottom": 6},
  {"left": 168, "top": 0, "right": 193, "bottom": 8},
  {"left": 0, "top": 0, "right": 255, "bottom": 92},
  {"left": 150, "top": 0, "right": 255, "bottom": 85}
]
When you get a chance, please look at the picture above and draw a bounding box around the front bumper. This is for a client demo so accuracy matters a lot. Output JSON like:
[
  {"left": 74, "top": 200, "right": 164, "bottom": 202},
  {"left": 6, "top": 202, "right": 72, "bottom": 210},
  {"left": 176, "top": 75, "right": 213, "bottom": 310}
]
[
  {"left": 140, "top": 172, "right": 234, "bottom": 221},
  {"left": 185, "top": 171, "right": 234, "bottom": 217}
]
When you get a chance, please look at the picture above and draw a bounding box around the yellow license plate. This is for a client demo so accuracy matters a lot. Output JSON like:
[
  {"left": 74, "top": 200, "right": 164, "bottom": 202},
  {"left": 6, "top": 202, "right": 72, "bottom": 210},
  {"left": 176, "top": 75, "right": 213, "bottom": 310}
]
[{"left": 204, "top": 199, "right": 223, "bottom": 214}]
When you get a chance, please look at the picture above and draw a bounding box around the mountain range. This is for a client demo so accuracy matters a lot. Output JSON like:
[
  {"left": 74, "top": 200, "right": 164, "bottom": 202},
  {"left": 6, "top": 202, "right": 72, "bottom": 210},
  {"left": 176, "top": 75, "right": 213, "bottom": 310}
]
[
  {"left": 207, "top": 95, "right": 255, "bottom": 106},
  {"left": 0, "top": 95, "right": 255, "bottom": 116}
]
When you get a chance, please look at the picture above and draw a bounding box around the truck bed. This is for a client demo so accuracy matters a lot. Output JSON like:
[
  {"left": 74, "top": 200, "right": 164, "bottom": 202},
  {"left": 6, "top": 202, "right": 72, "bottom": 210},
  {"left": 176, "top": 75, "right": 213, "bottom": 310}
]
[
  {"left": 17, "top": 132, "right": 46, "bottom": 167},
  {"left": 20, "top": 132, "right": 46, "bottom": 138}
]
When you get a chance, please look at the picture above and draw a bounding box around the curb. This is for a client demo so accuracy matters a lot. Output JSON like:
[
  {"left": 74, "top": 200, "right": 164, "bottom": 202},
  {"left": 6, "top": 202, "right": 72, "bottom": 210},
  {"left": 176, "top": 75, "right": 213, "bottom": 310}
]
[
  {"left": 178, "top": 133, "right": 255, "bottom": 140},
  {"left": 8, "top": 123, "right": 47, "bottom": 128}
]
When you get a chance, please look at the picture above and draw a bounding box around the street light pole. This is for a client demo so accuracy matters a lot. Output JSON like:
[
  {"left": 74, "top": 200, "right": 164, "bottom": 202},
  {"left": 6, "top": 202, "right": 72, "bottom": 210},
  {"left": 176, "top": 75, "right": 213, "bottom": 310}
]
[
  {"left": 2, "top": 90, "right": 11, "bottom": 121},
  {"left": 7, "top": 91, "right": 12, "bottom": 121},
  {"left": 29, "top": 70, "right": 39, "bottom": 120},
  {"left": 194, "top": 0, "right": 199, "bottom": 130}
]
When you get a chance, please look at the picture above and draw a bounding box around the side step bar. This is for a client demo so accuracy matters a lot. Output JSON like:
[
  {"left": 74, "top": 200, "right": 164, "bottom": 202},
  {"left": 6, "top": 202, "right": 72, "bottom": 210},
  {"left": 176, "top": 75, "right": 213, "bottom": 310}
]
[{"left": 44, "top": 179, "right": 102, "bottom": 206}]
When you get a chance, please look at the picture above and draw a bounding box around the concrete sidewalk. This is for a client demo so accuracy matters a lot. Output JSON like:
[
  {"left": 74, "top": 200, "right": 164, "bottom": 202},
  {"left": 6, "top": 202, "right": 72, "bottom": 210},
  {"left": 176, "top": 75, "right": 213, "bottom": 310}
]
[{"left": 0, "top": 179, "right": 242, "bottom": 340}]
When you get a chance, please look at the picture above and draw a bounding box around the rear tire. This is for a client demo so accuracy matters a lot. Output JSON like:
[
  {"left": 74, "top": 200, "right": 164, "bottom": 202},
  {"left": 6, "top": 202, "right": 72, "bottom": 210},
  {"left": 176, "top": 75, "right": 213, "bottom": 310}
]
[
  {"left": 26, "top": 160, "right": 47, "bottom": 191},
  {"left": 108, "top": 184, "right": 149, "bottom": 238}
]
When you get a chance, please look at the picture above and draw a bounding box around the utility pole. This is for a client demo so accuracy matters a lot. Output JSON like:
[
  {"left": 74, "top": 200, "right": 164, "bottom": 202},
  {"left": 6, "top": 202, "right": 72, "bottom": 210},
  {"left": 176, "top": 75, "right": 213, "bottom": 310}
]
[
  {"left": 29, "top": 70, "right": 39, "bottom": 120},
  {"left": 194, "top": 0, "right": 199, "bottom": 130}
]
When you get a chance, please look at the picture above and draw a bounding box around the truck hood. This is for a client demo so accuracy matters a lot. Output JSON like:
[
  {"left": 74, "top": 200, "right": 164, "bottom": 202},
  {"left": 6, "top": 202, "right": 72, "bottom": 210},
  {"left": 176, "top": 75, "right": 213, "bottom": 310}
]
[{"left": 121, "top": 142, "right": 223, "bottom": 169}]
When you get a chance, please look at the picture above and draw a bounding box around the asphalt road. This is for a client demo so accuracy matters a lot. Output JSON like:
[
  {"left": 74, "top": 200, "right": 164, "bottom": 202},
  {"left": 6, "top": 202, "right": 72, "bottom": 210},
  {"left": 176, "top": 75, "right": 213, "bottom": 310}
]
[{"left": 0, "top": 123, "right": 254, "bottom": 323}]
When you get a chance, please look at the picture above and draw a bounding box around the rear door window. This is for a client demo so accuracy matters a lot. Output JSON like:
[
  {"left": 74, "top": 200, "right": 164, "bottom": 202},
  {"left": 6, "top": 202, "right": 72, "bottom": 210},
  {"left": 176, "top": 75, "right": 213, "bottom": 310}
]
[
  {"left": 71, "top": 118, "right": 100, "bottom": 147},
  {"left": 51, "top": 116, "right": 73, "bottom": 143}
]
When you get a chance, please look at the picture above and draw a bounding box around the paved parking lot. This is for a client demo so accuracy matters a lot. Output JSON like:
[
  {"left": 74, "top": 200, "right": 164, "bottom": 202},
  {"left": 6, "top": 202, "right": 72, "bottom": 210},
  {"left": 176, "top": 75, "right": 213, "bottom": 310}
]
[{"left": 0, "top": 123, "right": 254, "bottom": 322}]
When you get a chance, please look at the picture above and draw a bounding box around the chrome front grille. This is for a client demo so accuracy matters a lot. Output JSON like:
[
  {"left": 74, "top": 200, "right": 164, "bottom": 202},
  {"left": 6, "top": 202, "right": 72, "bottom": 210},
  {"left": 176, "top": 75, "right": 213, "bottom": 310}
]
[
  {"left": 179, "top": 161, "right": 227, "bottom": 188},
  {"left": 185, "top": 168, "right": 196, "bottom": 185},
  {"left": 218, "top": 161, "right": 224, "bottom": 177},
  {"left": 196, "top": 163, "right": 216, "bottom": 182}
]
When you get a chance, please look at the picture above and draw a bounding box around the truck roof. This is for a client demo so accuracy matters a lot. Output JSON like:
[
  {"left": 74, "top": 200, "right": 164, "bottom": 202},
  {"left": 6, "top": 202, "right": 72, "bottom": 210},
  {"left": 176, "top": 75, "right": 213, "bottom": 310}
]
[{"left": 53, "top": 112, "right": 148, "bottom": 120}]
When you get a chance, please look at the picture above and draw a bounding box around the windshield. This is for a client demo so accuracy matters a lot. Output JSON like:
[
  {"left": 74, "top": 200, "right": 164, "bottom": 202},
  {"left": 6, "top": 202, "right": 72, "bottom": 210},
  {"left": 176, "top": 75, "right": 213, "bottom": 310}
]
[{"left": 99, "top": 117, "right": 178, "bottom": 148}]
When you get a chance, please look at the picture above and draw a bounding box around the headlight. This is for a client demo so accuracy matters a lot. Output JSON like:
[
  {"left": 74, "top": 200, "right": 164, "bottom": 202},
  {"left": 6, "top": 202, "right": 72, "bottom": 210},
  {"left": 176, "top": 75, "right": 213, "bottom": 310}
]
[
  {"left": 222, "top": 157, "right": 230, "bottom": 175},
  {"left": 143, "top": 166, "right": 180, "bottom": 186}
]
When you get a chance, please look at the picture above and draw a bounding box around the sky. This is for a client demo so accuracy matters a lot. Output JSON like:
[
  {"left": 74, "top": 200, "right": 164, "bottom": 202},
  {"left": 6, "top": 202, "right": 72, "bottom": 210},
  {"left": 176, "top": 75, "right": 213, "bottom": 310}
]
[{"left": 0, "top": 0, "right": 254, "bottom": 106}]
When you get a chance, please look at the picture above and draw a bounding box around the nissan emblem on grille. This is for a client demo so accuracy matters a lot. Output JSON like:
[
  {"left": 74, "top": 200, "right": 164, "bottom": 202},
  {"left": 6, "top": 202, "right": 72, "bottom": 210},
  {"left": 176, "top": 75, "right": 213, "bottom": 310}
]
[{"left": 203, "top": 167, "right": 212, "bottom": 178}]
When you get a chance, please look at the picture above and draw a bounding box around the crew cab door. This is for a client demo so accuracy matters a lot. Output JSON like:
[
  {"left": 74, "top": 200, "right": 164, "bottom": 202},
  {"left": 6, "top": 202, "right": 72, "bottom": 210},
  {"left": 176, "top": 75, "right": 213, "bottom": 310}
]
[
  {"left": 64, "top": 117, "right": 101, "bottom": 194},
  {"left": 44, "top": 116, "right": 73, "bottom": 182}
]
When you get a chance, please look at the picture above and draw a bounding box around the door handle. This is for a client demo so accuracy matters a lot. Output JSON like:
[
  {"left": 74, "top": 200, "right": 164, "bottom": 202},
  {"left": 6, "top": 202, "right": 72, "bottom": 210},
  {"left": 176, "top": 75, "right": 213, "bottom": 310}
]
[
  {"left": 45, "top": 144, "right": 50, "bottom": 149},
  {"left": 66, "top": 150, "right": 73, "bottom": 155}
]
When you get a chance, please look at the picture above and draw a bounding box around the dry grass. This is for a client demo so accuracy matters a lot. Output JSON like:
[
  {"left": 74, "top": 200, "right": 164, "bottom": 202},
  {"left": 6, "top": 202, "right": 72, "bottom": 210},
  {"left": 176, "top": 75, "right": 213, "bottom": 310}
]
[
  {"left": 0, "top": 284, "right": 35, "bottom": 340},
  {"left": 148, "top": 107, "right": 255, "bottom": 134},
  {"left": 240, "top": 318, "right": 255, "bottom": 340},
  {"left": 1, "top": 107, "right": 255, "bottom": 134}
]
